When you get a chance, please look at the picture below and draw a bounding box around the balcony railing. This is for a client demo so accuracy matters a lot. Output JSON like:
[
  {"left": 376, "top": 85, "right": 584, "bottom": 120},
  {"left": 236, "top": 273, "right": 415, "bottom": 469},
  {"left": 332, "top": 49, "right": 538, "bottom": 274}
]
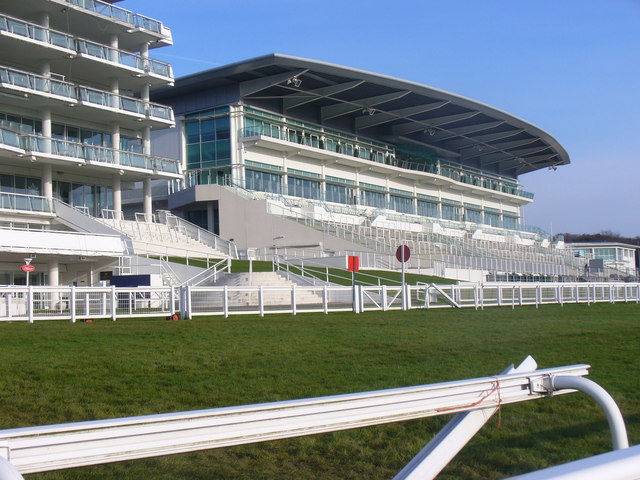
[
  {"left": 0, "top": 66, "right": 76, "bottom": 99},
  {"left": 0, "top": 65, "right": 174, "bottom": 123},
  {"left": 18, "top": 135, "right": 181, "bottom": 175},
  {"left": 0, "top": 192, "right": 52, "bottom": 214},
  {"left": 62, "top": 0, "right": 163, "bottom": 34},
  {"left": 0, "top": 127, "right": 21, "bottom": 148},
  {"left": 0, "top": 14, "right": 172, "bottom": 79},
  {"left": 240, "top": 123, "right": 534, "bottom": 200},
  {"left": 76, "top": 39, "right": 172, "bottom": 78},
  {"left": 0, "top": 14, "right": 74, "bottom": 49}
]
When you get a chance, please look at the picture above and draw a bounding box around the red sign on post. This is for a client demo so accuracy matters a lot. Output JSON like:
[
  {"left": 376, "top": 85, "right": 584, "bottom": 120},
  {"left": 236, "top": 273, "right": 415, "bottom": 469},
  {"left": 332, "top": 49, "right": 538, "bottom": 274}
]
[
  {"left": 395, "top": 245, "right": 411, "bottom": 263},
  {"left": 347, "top": 255, "right": 360, "bottom": 272},
  {"left": 21, "top": 264, "right": 35, "bottom": 272}
]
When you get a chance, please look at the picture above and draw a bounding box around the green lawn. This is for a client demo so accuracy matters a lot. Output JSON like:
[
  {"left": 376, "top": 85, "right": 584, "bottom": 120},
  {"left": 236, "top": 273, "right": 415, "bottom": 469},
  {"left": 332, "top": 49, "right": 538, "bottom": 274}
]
[{"left": 0, "top": 303, "right": 638, "bottom": 479}]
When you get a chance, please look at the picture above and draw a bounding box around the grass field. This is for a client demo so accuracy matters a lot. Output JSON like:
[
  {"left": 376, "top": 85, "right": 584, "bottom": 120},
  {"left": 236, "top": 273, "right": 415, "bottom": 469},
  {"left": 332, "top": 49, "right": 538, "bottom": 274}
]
[{"left": 1, "top": 303, "right": 638, "bottom": 479}]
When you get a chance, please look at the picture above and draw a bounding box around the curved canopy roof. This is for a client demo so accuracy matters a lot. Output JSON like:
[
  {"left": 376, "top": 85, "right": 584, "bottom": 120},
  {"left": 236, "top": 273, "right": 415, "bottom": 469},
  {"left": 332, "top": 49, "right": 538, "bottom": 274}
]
[{"left": 156, "top": 54, "right": 570, "bottom": 177}]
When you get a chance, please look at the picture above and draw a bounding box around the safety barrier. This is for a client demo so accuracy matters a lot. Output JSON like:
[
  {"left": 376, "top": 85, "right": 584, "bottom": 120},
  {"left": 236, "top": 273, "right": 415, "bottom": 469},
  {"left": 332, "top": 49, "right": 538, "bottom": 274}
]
[
  {"left": 2, "top": 357, "right": 631, "bottom": 480},
  {"left": 1, "top": 282, "right": 638, "bottom": 322}
]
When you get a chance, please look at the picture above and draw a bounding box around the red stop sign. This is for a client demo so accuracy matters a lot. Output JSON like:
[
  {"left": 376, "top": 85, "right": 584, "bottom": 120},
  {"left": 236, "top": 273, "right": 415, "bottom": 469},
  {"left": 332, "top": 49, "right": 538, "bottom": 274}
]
[
  {"left": 395, "top": 245, "right": 410, "bottom": 263},
  {"left": 21, "top": 264, "right": 35, "bottom": 272}
]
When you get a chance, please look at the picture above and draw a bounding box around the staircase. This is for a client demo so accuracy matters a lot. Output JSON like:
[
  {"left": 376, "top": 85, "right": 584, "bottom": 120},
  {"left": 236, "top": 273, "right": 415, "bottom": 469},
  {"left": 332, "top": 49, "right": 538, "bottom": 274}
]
[{"left": 213, "top": 272, "right": 324, "bottom": 306}]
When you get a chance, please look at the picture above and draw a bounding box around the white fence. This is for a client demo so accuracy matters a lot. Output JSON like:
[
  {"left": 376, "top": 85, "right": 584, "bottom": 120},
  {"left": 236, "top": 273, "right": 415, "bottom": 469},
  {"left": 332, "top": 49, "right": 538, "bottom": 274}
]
[{"left": 1, "top": 282, "right": 639, "bottom": 322}]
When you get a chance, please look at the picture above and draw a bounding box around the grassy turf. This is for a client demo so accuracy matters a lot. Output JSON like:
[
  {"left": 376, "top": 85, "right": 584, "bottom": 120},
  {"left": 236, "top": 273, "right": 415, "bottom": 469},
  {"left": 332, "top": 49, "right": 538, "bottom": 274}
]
[{"left": 0, "top": 303, "right": 638, "bottom": 479}]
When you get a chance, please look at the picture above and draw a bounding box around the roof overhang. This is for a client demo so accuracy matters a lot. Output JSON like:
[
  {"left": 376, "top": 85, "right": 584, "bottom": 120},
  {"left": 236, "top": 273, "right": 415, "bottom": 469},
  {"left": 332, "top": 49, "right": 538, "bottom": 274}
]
[{"left": 154, "top": 54, "right": 570, "bottom": 178}]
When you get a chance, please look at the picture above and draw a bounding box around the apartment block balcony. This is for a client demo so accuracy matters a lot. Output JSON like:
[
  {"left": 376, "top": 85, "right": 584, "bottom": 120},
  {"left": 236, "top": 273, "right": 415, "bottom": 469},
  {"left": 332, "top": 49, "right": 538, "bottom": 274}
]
[
  {"left": 2, "top": 1, "right": 172, "bottom": 51},
  {"left": 0, "top": 128, "right": 181, "bottom": 180},
  {"left": 0, "top": 65, "right": 174, "bottom": 129},
  {"left": 0, "top": 14, "right": 173, "bottom": 89},
  {"left": 0, "top": 192, "right": 53, "bottom": 216}
]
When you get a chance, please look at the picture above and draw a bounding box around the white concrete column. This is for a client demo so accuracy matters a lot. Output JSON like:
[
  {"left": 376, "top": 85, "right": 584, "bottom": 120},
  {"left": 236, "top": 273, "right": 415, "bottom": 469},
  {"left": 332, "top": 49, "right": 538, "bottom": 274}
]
[
  {"left": 42, "top": 163, "right": 52, "bottom": 200},
  {"left": 110, "top": 77, "right": 119, "bottom": 109},
  {"left": 41, "top": 108, "right": 51, "bottom": 154},
  {"left": 142, "top": 126, "right": 151, "bottom": 155},
  {"left": 48, "top": 259, "right": 59, "bottom": 287},
  {"left": 112, "top": 175, "right": 122, "bottom": 219},
  {"left": 111, "top": 124, "right": 120, "bottom": 165},
  {"left": 143, "top": 177, "right": 152, "bottom": 219},
  {"left": 109, "top": 34, "right": 119, "bottom": 63},
  {"left": 142, "top": 83, "right": 150, "bottom": 102}
]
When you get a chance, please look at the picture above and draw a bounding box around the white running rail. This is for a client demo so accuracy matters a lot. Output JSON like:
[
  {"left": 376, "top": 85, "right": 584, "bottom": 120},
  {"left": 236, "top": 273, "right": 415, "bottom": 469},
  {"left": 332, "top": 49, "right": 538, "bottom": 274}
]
[{"left": 0, "top": 360, "right": 591, "bottom": 477}]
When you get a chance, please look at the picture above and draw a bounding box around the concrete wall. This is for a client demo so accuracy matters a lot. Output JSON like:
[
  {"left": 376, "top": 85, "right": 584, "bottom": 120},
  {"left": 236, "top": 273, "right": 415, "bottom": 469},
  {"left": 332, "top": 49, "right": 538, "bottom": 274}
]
[{"left": 169, "top": 184, "right": 374, "bottom": 254}]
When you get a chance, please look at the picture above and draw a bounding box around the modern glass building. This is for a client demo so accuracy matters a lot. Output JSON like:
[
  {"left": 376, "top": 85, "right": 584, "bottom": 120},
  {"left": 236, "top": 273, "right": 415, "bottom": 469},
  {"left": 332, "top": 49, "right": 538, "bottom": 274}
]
[
  {"left": 0, "top": 0, "right": 178, "bottom": 285},
  {"left": 151, "top": 54, "right": 574, "bottom": 278}
]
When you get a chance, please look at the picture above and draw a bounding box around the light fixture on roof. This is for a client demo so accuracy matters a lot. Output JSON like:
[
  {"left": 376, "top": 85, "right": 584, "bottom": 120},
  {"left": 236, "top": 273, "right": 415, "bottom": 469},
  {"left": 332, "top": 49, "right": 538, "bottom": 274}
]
[
  {"left": 548, "top": 165, "right": 558, "bottom": 171},
  {"left": 362, "top": 107, "right": 375, "bottom": 116},
  {"left": 425, "top": 128, "right": 436, "bottom": 136},
  {"left": 287, "top": 76, "right": 302, "bottom": 88}
]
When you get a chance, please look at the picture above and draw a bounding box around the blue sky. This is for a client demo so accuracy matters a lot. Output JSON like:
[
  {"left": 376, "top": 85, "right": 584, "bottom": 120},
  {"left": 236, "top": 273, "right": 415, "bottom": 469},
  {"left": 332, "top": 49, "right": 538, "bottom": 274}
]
[{"left": 130, "top": 0, "right": 640, "bottom": 237}]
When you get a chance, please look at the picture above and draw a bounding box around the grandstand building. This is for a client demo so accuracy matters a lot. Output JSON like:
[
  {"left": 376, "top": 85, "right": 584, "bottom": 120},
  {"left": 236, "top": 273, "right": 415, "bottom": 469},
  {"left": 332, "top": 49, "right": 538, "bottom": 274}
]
[
  {"left": 569, "top": 242, "right": 640, "bottom": 280},
  {"left": 151, "top": 54, "right": 582, "bottom": 281},
  {"left": 0, "top": 0, "right": 188, "bottom": 286}
]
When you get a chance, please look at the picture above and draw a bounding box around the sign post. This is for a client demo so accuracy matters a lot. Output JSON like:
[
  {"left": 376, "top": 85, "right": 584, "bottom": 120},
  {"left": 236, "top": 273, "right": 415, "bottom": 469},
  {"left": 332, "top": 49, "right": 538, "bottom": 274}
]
[
  {"left": 22, "top": 258, "right": 35, "bottom": 287},
  {"left": 348, "top": 255, "right": 360, "bottom": 312},
  {"left": 395, "top": 246, "right": 411, "bottom": 310}
]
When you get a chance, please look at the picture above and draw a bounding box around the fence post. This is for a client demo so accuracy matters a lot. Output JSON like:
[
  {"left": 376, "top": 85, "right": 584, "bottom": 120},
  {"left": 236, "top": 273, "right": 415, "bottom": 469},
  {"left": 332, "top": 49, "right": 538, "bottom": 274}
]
[
  {"left": 223, "top": 286, "right": 229, "bottom": 318},
  {"left": 473, "top": 285, "right": 478, "bottom": 310},
  {"left": 382, "top": 285, "right": 388, "bottom": 311},
  {"left": 70, "top": 285, "right": 76, "bottom": 323},
  {"left": 27, "top": 286, "right": 34, "bottom": 324},
  {"left": 291, "top": 285, "right": 297, "bottom": 316},
  {"left": 406, "top": 284, "right": 412, "bottom": 310},
  {"left": 111, "top": 286, "right": 117, "bottom": 321},
  {"left": 323, "top": 286, "right": 328, "bottom": 314},
  {"left": 258, "top": 286, "right": 264, "bottom": 317}
]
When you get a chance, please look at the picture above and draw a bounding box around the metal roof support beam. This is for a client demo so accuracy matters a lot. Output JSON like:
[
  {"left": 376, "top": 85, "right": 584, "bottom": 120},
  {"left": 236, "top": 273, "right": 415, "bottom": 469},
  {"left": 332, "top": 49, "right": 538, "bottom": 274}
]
[
  {"left": 355, "top": 101, "right": 449, "bottom": 130},
  {"left": 392, "top": 111, "right": 479, "bottom": 136},
  {"left": 427, "top": 120, "right": 505, "bottom": 142},
  {"left": 239, "top": 69, "right": 308, "bottom": 97},
  {"left": 478, "top": 146, "right": 552, "bottom": 166},
  {"left": 447, "top": 129, "right": 524, "bottom": 151},
  {"left": 282, "top": 80, "right": 364, "bottom": 110},
  {"left": 320, "top": 90, "right": 410, "bottom": 121}
]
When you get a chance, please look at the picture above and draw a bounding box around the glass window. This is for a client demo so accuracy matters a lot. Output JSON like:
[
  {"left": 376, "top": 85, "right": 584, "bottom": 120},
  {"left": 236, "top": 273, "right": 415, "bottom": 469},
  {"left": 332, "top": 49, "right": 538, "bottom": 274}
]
[
  {"left": 417, "top": 200, "right": 438, "bottom": 218},
  {"left": 186, "top": 121, "right": 200, "bottom": 144},
  {"left": 465, "top": 208, "right": 482, "bottom": 224},
  {"left": 200, "top": 119, "right": 215, "bottom": 142},
  {"left": 360, "top": 190, "right": 386, "bottom": 209},
  {"left": 390, "top": 195, "right": 414, "bottom": 214},
  {"left": 442, "top": 204, "right": 461, "bottom": 221}
]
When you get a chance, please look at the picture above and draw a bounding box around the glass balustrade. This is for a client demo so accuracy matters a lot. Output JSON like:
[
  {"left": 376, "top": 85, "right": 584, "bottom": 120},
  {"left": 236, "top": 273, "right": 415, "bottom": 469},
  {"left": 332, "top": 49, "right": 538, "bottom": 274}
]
[
  {"left": 0, "top": 192, "right": 52, "bottom": 213},
  {"left": 239, "top": 122, "right": 533, "bottom": 200},
  {"left": 0, "top": 14, "right": 172, "bottom": 80},
  {"left": 17, "top": 134, "right": 180, "bottom": 175},
  {"left": 64, "top": 0, "right": 163, "bottom": 34},
  {"left": 0, "top": 127, "right": 20, "bottom": 148}
]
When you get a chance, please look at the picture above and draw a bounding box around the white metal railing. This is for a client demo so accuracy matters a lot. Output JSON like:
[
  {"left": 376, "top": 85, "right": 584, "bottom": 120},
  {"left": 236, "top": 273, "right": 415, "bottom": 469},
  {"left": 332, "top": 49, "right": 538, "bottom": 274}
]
[
  {"left": 0, "top": 192, "right": 52, "bottom": 214},
  {"left": 156, "top": 211, "right": 239, "bottom": 258},
  {"left": 57, "top": 0, "right": 165, "bottom": 35},
  {"left": 0, "top": 359, "right": 595, "bottom": 477},
  {"left": 0, "top": 64, "right": 174, "bottom": 123},
  {"left": 2, "top": 282, "right": 638, "bottom": 322},
  {"left": 18, "top": 135, "right": 180, "bottom": 175},
  {"left": 0, "top": 14, "right": 172, "bottom": 79}
]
